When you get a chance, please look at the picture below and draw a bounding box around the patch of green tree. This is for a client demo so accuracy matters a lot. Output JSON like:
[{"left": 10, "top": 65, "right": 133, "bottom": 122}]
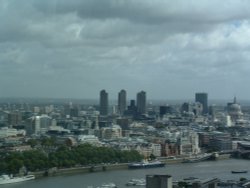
[{"left": 0, "top": 144, "right": 143, "bottom": 174}]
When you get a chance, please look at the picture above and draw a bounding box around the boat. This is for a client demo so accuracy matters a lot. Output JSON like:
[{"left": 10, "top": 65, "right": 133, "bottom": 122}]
[
  {"left": 128, "top": 160, "right": 165, "bottom": 169},
  {"left": 231, "top": 170, "right": 248, "bottom": 174},
  {"left": 183, "top": 177, "right": 198, "bottom": 181},
  {"left": 126, "top": 178, "right": 146, "bottom": 186},
  {"left": 97, "top": 182, "right": 117, "bottom": 188},
  {"left": 0, "top": 174, "right": 35, "bottom": 185}
]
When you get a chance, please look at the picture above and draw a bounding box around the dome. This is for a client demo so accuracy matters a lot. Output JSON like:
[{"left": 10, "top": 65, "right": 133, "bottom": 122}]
[
  {"left": 228, "top": 103, "right": 241, "bottom": 112},
  {"left": 227, "top": 97, "right": 243, "bottom": 121}
]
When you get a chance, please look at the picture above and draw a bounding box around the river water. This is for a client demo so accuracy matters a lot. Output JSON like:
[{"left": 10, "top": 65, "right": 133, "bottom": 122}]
[{"left": 2, "top": 159, "right": 250, "bottom": 188}]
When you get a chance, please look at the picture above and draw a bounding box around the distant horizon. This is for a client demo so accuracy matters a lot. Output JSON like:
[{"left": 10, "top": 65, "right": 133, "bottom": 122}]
[{"left": 0, "top": 96, "right": 248, "bottom": 106}]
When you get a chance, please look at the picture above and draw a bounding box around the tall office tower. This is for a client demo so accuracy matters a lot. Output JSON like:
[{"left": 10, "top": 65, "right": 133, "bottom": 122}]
[
  {"left": 195, "top": 92, "right": 208, "bottom": 115},
  {"left": 126, "top": 100, "right": 137, "bottom": 116},
  {"left": 137, "top": 91, "right": 146, "bottom": 114},
  {"left": 100, "top": 90, "right": 109, "bottom": 116},
  {"left": 118, "top": 89, "right": 127, "bottom": 116}
]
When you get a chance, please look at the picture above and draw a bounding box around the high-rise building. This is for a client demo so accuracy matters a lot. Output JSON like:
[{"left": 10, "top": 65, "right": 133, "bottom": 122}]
[
  {"left": 125, "top": 100, "right": 137, "bottom": 117},
  {"left": 99, "top": 90, "right": 108, "bottom": 116},
  {"left": 137, "top": 91, "right": 146, "bottom": 115},
  {"left": 195, "top": 92, "right": 208, "bottom": 114},
  {"left": 118, "top": 89, "right": 127, "bottom": 116}
]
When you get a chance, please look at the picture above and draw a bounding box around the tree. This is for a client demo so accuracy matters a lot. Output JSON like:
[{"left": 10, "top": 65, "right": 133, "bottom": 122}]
[{"left": 240, "top": 177, "right": 247, "bottom": 182}]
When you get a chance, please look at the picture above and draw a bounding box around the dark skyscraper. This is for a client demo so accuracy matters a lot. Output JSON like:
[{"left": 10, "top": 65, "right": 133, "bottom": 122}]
[
  {"left": 100, "top": 90, "right": 108, "bottom": 116},
  {"left": 136, "top": 91, "right": 146, "bottom": 114},
  {"left": 195, "top": 92, "right": 208, "bottom": 114},
  {"left": 118, "top": 89, "right": 126, "bottom": 116}
]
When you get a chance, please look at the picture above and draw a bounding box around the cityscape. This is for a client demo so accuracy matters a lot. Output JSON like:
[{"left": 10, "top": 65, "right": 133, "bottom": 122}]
[
  {"left": 0, "top": 90, "right": 250, "bottom": 187},
  {"left": 2, "top": 0, "right": 250, "bottom": 188}
]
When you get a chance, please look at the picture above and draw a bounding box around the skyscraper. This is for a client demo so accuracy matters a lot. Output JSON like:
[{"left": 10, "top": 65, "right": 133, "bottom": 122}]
[
  {"left": 195, "top": 92, "right": 208, "bottom": 114},
  {"left": 118, "top": 89, "right": 126, "bottom": 116},
  {"left": 137, "top": 91, "right": 146, "bottom": 115},
  {"left": 100, "top": 90, "right": 108, "bottom": 116}
]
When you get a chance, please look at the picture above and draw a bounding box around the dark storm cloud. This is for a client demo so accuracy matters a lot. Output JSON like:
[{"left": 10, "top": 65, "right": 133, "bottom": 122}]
[
  {"left": 34, "top": 0, "right": 250, "bottom": 24},
  {"left": 1, "top": 0, "right": 250, "bottom": 99}
]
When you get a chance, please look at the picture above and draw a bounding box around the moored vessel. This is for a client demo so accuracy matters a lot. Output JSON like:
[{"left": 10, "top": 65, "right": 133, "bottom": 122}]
[
  {"left": 231, "top": 170, "right": 248, "bottom": 174},
  {"left": 128, "top": 160, "right": 165, "bottom": 169},
  {"left": 0, "top": 174, "right": 35, "bottom": 185},
  {"left": 97, "top": 182, "right": 117, "bottom": 188},
  {"left": 126, "top": 178, "right": 146, "bottom": 186}
]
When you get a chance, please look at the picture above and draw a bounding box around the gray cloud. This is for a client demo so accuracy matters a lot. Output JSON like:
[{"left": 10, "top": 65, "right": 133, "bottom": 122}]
[{"left": 1, "top": 0, "right": 250, "bottom": 100}]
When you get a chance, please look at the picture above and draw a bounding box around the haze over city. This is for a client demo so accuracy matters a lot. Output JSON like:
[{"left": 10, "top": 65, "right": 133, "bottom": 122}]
[{"left": 1, "top": 0, "right": 250, "bottom": 100}]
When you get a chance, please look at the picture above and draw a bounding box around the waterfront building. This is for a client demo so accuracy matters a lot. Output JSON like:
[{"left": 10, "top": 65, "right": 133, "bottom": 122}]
[
  {"left": 146, "top": 174, "right": 172, "bottom": 188},
  {"left": 209, "top": 132, "right": 232, "bottom": 151},
  {"left": 137, "top": 91, "right": 146, "bottom": 115},
  {"left": 163, "top": 141, "right": 179, "bottom": 157},
  {"left": 198, "top": 132, "right": 210, "bottom": 147},
  {"left": 118, "top": 89, "right": 127, "bottom": 116},
  {"left": 99, "top": 90, "right": 109, "bottom": 116},
  {"left": 178, "top": 131, "right": 200, "bottom": 155},
  {"left": 151, "top": 143, "right": 162, "bottom": 157},
  {"left": 195, "top": 92, "right": 208, "bottom": 115}
]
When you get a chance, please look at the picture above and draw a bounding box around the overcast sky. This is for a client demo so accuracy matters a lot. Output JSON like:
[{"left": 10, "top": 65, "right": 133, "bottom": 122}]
[{"left": 1, "top": 0, "right": 250, "bottom": 101}]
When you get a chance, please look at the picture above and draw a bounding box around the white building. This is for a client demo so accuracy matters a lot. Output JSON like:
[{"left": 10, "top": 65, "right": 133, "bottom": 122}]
[
  {"left": 78, "top": 135, "right": 100, "bottom": 145},
  {"left": 101, "top": 124, "right": 122, "bottom": 139},
  {"left": 26, "top": 115, "right": 53, "bottom": 135},
  {"left": 178, "top": 131, "right": 200, "bottom": 155},
  {"left": 0, "top": 127, "right": 26, "bottom": 138},
  {"left": 151, "top": 143, "right": 162, "bottom": 157}
]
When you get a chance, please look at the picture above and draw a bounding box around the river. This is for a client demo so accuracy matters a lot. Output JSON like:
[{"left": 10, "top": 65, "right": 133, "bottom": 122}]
[{"left": 2, "top": 159, "right": 249, "bottom": 188}]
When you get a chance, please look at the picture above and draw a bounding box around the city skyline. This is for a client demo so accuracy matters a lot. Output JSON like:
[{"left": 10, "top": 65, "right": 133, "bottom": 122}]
[{"left": 1, "top": 1, "right": 250, "bottom": 100}]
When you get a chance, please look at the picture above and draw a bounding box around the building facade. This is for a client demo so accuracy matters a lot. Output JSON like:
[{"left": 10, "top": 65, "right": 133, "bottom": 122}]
[
  {"left": 100, "top": 90, "right": 109, "bottom": 116},
  {"left": 146, "top": 175, "right": 172, "bottom": 188},
  {"left": 118, "top": 89, "right": 127, "bottom": 116},
  {"left": 137, "top": 91, "right": 146, "bottom": 115},
  {"left": 195, "top": 93, "right": 208, "bottom": 115}
]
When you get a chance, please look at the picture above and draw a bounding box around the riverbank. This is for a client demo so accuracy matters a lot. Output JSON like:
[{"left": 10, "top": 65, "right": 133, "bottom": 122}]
[
  {"left": 12, "top": 159, "right": 250, "bottom": 188},
  {"left": 32, "top": 163, "right": 129, "bottom": 178},
  {"left": 31, "top": 154, "right": 232, "bottom": 178}
]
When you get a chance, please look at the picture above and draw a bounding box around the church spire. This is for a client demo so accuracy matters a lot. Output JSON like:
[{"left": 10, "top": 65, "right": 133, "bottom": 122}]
[{"left": 233, "top": 96, "right": 237, "bottom": 104}]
